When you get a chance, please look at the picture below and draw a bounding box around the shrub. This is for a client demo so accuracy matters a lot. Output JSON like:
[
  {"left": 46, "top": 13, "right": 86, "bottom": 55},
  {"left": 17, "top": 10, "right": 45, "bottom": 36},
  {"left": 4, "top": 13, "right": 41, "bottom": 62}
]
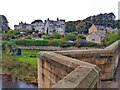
[
  {"left": 85, "top": 42, "right": 98, "bottom": 47},
  {"left": 38, "top": 33, "right": 42, "bottom": 38},
  {"left": 77, "top": 34, "right": 84, "bottom": 39},
  {"left": 75, "top": 39, "right": 81, "bottom": 47},
  {"left": 59, "top": 39, "right": 75, "bottom": 47},
  {"left": 48, "top": 39, "right": 60, "bottom": 46},
  {"left": 53, "top": 32, "right": 61, "bottom": 39},
  {"left": 65, "top": 33, "right": 76, "bottom": 41},
  {"left": 59, "top": 41, "right": 70, "bottom": 47},
  {"left": 42, "top": 35, "right": 47, "bottom": 39}
]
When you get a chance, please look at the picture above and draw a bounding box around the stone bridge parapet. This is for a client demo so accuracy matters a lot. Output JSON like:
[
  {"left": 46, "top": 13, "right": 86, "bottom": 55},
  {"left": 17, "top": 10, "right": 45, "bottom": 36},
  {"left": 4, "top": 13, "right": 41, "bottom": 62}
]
[{"left": 38, "top": 40, "right": 120, "bottom": 88}]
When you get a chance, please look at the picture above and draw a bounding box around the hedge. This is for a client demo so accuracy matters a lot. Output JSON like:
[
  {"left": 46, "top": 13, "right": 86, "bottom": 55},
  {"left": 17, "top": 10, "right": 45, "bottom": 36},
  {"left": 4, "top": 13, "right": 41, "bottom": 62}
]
[
  {"left": 11, "top": 39, "right": 76, "bottom": 47},
  {"left": 11, "top": 39, "right": 49, "bottom": 46}
]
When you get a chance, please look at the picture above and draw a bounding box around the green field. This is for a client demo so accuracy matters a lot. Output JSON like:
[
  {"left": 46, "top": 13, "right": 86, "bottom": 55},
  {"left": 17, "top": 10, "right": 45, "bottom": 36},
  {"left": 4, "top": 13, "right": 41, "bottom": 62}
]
[{"left": 17, "top": 50, "right": 40, "bottom": 67}]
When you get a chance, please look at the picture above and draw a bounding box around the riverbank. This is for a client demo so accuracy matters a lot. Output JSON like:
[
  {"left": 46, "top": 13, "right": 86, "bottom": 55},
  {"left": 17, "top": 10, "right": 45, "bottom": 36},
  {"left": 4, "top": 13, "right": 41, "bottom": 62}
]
[
  {"left": 2, "top": 54, "right": 38, "bottom": 85},
  {"left": 2, "top": 75, "right": 37, "bottom": 88}
]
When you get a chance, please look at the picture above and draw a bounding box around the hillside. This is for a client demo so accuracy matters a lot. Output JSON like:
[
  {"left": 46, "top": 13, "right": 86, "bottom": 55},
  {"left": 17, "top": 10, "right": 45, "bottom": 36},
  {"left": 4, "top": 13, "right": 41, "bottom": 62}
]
[{"left": 65, "top": 12, "right": 117, "bottom": 34}]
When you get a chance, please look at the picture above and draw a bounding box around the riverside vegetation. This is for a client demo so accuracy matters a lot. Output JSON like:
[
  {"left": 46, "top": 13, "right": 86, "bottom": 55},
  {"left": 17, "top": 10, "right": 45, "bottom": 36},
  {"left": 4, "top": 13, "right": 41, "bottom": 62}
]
[
  {"left": 2, "top": 54, "right": 38, "bottom": 84},
  {"left": 2, "top": 42, "right": 38, "bottom": 85}
]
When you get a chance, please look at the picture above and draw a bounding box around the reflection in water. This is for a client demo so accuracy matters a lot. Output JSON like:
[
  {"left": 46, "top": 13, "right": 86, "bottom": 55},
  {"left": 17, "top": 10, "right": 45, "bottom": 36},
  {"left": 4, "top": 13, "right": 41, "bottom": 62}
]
[{"left": 1, "top": 75, "right": 37, "bottom": 89}]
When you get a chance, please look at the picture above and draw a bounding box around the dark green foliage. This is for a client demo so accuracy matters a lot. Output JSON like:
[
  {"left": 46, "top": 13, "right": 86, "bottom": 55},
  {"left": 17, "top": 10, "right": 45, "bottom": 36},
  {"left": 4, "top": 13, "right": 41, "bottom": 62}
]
[
  {"left": 59, "top": 40, "right": 75, "bottom": 47},
  {"left": 65, "top": 20, "right": 80, "bottom": 32},
  {"left": 112, "top": 20, "right": 120, "bottom": 29},
  {"left": 31, "top": 19, "right": 43, "bottom": 24},
  {"left": 52, "top": 32, "right": 61, "bottom": 39},
  {"left": 85, "top": 42, "right": 98, "bottom": 47},
  {"left": 77, "top": 34, "right": 84, "bottom": 39},
  {"left": 11, "top": 39, "right": 49, "bottom": 46},
  {"left": 65, "top": 33, "right": 76, "bottom": 41}
]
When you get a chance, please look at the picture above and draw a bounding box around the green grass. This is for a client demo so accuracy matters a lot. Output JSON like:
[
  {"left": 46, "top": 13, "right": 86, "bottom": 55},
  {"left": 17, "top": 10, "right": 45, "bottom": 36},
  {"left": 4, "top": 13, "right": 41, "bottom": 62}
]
[{"left": 17, "top": 50, "right": 40, "bottom": 67}]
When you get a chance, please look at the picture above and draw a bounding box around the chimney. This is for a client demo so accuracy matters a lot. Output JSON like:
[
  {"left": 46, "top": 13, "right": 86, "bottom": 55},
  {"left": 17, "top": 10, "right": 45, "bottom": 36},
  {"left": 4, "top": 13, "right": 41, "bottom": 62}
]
[{"left": 57, "top": 18, "right": 59, "bottom": 21}]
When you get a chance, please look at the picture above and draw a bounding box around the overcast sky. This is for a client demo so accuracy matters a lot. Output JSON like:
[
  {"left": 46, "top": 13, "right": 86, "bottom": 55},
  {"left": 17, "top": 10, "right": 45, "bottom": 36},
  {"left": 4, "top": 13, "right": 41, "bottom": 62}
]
[{"left": 0, "top": 0, "right": 119, "bottom": 29}]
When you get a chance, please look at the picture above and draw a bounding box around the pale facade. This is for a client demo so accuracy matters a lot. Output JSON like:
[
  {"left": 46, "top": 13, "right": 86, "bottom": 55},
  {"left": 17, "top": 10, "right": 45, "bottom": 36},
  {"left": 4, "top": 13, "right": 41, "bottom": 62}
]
[
  {"left": 86, "top": 32, "right": 106, "bottom": 44},
  {"left": 14, "top": 18, "right": 65, "bottom": 34},
  {"left": 89, "top": 24, "right": 113, "bottom": 34},
  {"left": 14, "top": 22, "right": 32, "bottom": 31},
  {"left": 44, "top": 18, "right": 65, "bottom": 34},
  {"left": 31, "top": 21, "right": 45, "bottom": 33}
]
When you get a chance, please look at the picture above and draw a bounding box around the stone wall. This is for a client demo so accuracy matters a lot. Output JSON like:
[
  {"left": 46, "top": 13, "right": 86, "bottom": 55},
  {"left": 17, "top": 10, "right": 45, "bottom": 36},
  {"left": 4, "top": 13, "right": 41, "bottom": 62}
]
[
  {"left": 38, "top": 52, "right": 77, "bottom": 88},
  {"left": 38, "top": 52, "right": 101, "bottom": 88},
  {"left": 38, "top": 40, "right": 120, "bottom": 88},
  {"left": 55, "top": 40, "right": 120, "bottom": 80},
  {"left": 18, "top": 46, "right": 100, "bottom": 51}
]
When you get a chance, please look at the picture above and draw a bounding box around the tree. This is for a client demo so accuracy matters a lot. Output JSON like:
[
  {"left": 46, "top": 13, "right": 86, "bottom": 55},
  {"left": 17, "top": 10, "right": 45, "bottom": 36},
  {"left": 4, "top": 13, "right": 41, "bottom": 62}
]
[
  {"left": 38, "top": 33, "right": 42, "bottom": 38},
  {"left": 65, "top": 33, "right": 76, "bottom": 41}
]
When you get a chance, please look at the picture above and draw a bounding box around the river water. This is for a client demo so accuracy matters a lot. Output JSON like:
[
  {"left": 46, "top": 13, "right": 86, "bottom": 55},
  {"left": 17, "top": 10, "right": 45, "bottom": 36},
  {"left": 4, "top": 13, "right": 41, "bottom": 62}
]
[{"left": 0, "top": 75, "right": 37, "bottom": 89}]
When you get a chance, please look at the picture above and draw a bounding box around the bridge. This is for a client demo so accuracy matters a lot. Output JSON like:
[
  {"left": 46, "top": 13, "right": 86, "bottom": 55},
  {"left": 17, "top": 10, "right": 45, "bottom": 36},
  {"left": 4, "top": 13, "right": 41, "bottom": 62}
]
[{"left": 38, "top": 40, "right": 120, "bottom": 89}]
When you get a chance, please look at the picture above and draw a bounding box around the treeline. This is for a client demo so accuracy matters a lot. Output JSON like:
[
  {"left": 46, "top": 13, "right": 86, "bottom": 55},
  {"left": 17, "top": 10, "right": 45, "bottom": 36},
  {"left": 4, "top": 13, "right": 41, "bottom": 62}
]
[{"left": 65, "top": 12, "right": 119, "bottom": 34}]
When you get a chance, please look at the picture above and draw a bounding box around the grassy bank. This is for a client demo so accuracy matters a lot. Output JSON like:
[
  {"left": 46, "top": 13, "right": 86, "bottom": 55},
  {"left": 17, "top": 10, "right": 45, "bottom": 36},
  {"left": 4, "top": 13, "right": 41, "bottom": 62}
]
[
  {"left": 17, "top": 50, "right": 40, "bottom": 67},
  {"left": 2, "top": 54, "right": 38, "bottom": 84}
]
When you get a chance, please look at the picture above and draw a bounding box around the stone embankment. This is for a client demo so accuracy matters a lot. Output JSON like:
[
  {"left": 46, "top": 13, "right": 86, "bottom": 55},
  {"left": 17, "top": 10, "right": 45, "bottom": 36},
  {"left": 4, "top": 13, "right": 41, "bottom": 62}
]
[{"left": 18, "top": 46, "right": 101, "bottom": 51}]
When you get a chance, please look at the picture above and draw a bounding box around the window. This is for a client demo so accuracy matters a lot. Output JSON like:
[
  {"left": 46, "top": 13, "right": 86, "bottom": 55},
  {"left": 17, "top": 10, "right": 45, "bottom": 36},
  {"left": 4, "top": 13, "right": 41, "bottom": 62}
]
[{"left": 91, "top": 38, "right": 95, "bottom": 41}]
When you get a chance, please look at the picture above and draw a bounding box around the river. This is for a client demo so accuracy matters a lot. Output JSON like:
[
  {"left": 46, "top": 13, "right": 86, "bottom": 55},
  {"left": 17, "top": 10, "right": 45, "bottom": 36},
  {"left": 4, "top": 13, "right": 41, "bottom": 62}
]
[{"left": 0, "top": 75, "right": 37, "bottom": 89}]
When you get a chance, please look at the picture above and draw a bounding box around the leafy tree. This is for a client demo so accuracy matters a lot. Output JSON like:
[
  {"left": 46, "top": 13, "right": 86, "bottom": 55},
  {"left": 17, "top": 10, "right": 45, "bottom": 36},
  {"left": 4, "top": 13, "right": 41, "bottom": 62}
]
[
  {"left": 77, "top": 34, "right": 84, "bottom": 39},
  {"left": 38, "top": 33, "right": 42, "bottom": 38},
  {"left": 65, "top": 33, "right": 76, "bottom": 41},
  {"left": 112, "top": 20, "right": 120, "bottom": 29}
]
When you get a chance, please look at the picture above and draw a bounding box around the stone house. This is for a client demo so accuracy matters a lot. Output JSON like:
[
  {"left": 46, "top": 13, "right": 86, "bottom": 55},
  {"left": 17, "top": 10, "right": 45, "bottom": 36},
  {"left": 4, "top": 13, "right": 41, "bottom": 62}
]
[
  {"left": 87, "top": 24, "right": 114, "bottom": 43},
  {"left": 31, "top": 20, "right": 45, "bottom": 33},
  {"left": 14, "top": 21, "right": 32, "bottom": 31},
  {"left": 0, "top": 15, "right": 9, "bottom": 32},
  {"left": 14, "top": 18, "right": 65, "bottom": 35},
  {"left": 89, "top": 24, "right": 113, "bottom": 34},
  {"left": 86, "top": 32, "right": 106, "bottom": 44},
  {"left": 44, "top": 18, "right": 65, "bottom": 34}
]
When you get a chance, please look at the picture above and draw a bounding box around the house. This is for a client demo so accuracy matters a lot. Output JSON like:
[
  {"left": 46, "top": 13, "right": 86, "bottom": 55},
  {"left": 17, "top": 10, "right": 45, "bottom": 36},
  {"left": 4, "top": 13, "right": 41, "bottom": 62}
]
[
  {"left": 0, "top": 15, "right": 9, "bottom": 32},
  {"left": 88, "top": 24, "right": 113, "bottom": 34},
  {"left": 14, "top": 18, "right": 65, "bottom": 35},
  {"left": 31, "top": 20, "right": 45, "bottom": 33},
  {"left": 14, "top": 21, "right": 32, "bottom": 31},
  {"left": 86, "top": 32, "right": 106, "bottom": 44},
  {"left": 44, "top": 18, "right": 65, "bottom": 34}
]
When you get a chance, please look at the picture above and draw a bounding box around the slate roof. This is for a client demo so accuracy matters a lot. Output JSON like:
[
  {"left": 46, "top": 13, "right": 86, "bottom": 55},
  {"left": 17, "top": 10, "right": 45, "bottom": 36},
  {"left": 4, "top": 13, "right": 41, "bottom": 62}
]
[
  {"left": 96, "top": 32, "right": 106, "bottom": 38},
  {"left": 95, "top": 25, "right": 105, "bottom": 30}
]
